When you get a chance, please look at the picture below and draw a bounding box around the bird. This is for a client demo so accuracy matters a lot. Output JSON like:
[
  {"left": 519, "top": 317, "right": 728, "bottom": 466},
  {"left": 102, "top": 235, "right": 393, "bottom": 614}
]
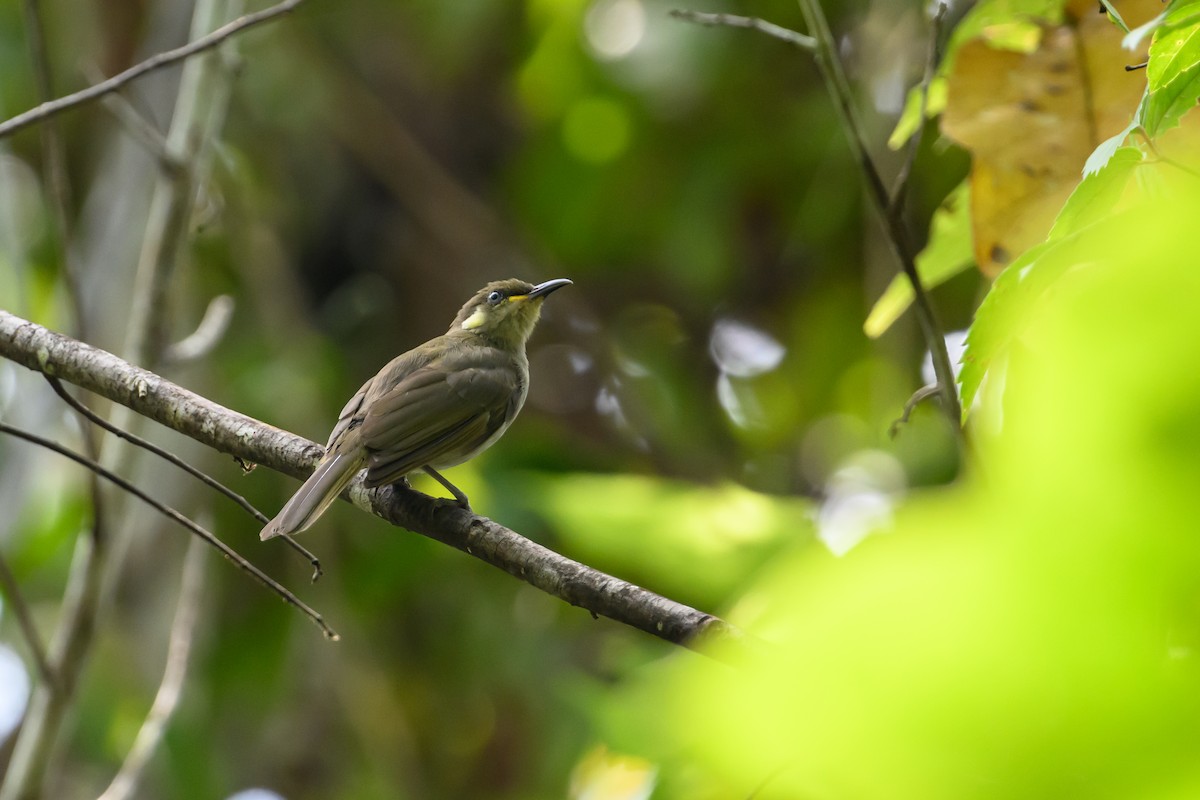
[{"left": 261, "top": 278, "right": 572, "bottom": 540}]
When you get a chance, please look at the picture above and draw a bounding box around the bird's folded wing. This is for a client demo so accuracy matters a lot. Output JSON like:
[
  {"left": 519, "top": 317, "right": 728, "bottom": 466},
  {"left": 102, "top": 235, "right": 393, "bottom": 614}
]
[
  {"left": 359, "top": 364, "right": 516, "bottom": 487},
  {"left": 324, "top": 383, "right": 370, "bottom": 451}
]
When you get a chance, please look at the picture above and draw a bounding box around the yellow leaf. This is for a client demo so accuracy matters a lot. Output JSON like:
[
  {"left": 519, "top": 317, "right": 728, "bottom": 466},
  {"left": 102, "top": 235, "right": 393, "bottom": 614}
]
[
  {"left": 941, "top": 0, "right": 1156, "bottom": 276},
  {"left": 569, "top": 744, "right": 657, "bottom": 800}
]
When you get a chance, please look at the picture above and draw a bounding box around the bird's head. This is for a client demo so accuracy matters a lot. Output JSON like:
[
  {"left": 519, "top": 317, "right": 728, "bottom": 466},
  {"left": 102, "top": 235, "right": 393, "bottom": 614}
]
[{"left": 450, "top": 278, "right": 572, "bottom": 347}]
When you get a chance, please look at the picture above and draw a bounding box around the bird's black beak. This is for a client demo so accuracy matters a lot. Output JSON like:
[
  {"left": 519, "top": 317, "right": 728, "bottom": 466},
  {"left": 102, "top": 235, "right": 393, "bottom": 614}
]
[{"left": 527, "top": 278, "right": 573, "bottom": 299}]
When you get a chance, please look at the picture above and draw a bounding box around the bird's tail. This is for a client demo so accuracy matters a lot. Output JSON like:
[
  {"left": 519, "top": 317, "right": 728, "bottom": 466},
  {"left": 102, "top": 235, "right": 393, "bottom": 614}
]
[{"left": 260, "top": 453, "right": 362, "bottom": 540}]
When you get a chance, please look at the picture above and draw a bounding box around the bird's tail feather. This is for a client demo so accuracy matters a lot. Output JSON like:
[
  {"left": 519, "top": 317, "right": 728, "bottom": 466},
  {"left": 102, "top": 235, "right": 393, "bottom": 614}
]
[{"left": 260, "top": 453, "right": 361, "bottom": 540}]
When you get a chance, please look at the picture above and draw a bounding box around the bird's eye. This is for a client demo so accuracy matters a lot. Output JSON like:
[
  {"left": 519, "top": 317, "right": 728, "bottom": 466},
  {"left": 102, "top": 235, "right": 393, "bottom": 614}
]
[{"left": 487, "top": 291, "right": 504, "bottom": 305}]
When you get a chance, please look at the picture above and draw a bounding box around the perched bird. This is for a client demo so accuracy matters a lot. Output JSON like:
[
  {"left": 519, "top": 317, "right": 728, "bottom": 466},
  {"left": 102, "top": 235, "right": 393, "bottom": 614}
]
[{"left": 261, "top": 278, "right": 572, "bottom": 540}]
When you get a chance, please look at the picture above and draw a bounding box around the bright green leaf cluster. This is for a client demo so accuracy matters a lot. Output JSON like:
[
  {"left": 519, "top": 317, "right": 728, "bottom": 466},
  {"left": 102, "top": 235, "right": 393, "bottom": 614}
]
[
  {"left": 611, "top": 176, "right": 1200, "bottom": 800},
  {"left": 1140, "top": 1, "right": 1200, "bottom": 135}
]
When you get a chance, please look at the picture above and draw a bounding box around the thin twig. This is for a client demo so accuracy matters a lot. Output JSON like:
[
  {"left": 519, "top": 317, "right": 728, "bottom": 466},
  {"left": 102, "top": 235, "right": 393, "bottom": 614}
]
[
  {"left": 792, "top": 0, "right": 962, "bottom": 423},
  {"left": 0, "top": 554, "right": 55, "bottom": 689},
  {"left": 97, "top": 537, "right": 206, "bottom": 800},
  {"left": 45, "top": 376, "right": 323, "bottom": 580},
  {"left": 0, "top": 421, "right": 338, "bottom": 641},
  {"left": 122, "top": 0, "right": 244, "bottom": 368},
  {"left": 1132, "top": 126, "right": 1200, "bottom": 179},
  {"left": 163, "top": 294, "right": 235, "bottom": 364},
  {"left": 0, "top": 0, "right": 303, "bottom": 141},
  {"left": 889, "top": 383, "right": 941, "bottom": 438},
  {"left": 889, "top": 2, "right": 947, "bottom": 218},
  {"left": 669, "top": 9, "right": 816, "bottom": 50},
  {"left": 82, "top": 64, "right": 178, "bottom": 170}
]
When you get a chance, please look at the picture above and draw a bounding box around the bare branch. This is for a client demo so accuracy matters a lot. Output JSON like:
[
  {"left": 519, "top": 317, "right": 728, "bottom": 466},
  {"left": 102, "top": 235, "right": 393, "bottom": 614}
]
[
  {"left": 83, "top": 64, "right": 177, "bottom": 169},
  {"left": 0, "top": 419, "right": 338, "bottom": 641},
  {"left": 97, "top": 538, "right": 207, "bottom": 800},
  {"left": 45, "top": 376, "right": 323, "bottom": 581},
  {"left": 0, "top": 0, "right": 303, "bottom": 141},
  {"left": 669, "top": 9, "right": 816, "bottom": 50},
  {"left": 0, "top": 554, "right": 55, "bottom": 689},
  {"left": 791, "top": 0, "right": 962, "bottom": 423},
  {"left": 0, "top": 310, "right": 742, "bottom": 654},
  {"left": 889, "top": 2, "right": 947, "bottom": 218}
]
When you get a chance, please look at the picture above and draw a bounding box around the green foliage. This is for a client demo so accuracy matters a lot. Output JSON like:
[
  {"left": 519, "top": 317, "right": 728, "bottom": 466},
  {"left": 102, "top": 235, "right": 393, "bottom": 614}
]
[
  {"left": 1141, "top": 1, "right": 1200, "bottom": 135},
  {"left": 1099, "top": 0, "right": 1131, "bottom": 32},
  {"left": 5, "top": 0, "right": 1199, "bottom": 797},
  {"left": 532, "top": 473, "right": 810, "bottom": 607},
  {"left": 585, "top": 4, "right": 1200, "bottom": 796},
  {"left": 609, "top": 181, "right": 1200, "bottom": 800}
]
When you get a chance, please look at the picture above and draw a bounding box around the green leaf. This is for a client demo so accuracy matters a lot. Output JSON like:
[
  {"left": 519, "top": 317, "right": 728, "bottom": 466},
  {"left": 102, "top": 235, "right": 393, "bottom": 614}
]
[
  {"left": 960, "top": 239, "right": 1052, "bottom": 414},
  {"left": 959, "top": 210, "right": 1126, "bottom": 413},
  {"left": 1098, "top": 0, "right": 1130, "bottom": 33},
  {"left": 888, "top": 78, "right": 947, "bottom": 151},
  {"left": 865, "top": 181, "right": 973, "bottom": 338},
  {"left": 1084, "top": 117, "right": 1137, "bottom": 175},
  {"left": 952, "top": 0, "right": 1065, "bottom": 49},
  {"left": 1141, "top": 4, "right": 1200, "bottom": 135},
  {"left": 1050, "top": 146, "right": 1142, "bottom": 239}
]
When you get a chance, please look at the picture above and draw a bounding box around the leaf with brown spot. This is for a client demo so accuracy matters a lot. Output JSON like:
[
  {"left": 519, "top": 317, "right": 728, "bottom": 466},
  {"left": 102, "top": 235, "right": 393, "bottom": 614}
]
[{"left": 941, "top": 0, "right": 1157, "bottom": 276}]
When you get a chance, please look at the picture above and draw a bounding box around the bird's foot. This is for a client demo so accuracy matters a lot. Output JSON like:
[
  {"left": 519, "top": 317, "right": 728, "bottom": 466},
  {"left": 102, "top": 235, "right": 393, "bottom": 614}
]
[{"left": 423, "top": 466, "right": 473, "bottom": 513}]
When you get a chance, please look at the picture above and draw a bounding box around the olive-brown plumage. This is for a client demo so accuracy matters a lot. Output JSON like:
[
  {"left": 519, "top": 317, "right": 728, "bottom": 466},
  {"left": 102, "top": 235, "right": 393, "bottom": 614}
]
[{"left": 261, "top": 278, "right": 571, "bottom": 540}]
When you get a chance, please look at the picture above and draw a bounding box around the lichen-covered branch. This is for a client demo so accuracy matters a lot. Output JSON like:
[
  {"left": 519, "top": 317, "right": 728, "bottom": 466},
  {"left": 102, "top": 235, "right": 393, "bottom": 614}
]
[{"left": 0, "top": 309, "right": 741, "bottom": 653}]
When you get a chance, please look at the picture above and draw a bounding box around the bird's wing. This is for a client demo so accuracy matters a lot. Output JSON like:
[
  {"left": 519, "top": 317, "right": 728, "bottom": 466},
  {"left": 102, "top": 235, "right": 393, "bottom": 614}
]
[
  {"left": 324, "top": 349, "right": 430, "bottom": 453},
  {"left": 324, "top": 383, "right": 370, "bottom": 451},
  {"left": 358, "top": 359, "right": 519, "bottom": 487}
]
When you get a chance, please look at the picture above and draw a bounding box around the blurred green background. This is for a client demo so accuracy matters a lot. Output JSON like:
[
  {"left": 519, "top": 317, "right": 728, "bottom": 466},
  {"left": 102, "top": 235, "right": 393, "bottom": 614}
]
[{"left": 4, "top": 0, "right": 1194, "bottom": 797}]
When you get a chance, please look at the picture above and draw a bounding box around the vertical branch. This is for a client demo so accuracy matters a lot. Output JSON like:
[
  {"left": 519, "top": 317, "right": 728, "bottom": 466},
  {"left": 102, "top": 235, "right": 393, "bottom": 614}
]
[
  {"left": 0, "top": 555, "right": 55, "bottom": 689},
  {"left": 19, "top": 0, "right": 86, "bottom": 338},
  {"left": 0, "top": 2, "right": 244, "bottom": 797},
  {"left": 0, "top": 530, "right": 107, "bottom": 800},
  {"left": 123, "top": 0, "right": 238, "bottom": 367},
  {"left": 889, "top": 3, "right": 947, "bottom": 218},
  {"left": 793, "top": 0, "right": 961, "bottom": 422},
  {"left": 97, "top": 538, "right": 206, "bottom": 800}
]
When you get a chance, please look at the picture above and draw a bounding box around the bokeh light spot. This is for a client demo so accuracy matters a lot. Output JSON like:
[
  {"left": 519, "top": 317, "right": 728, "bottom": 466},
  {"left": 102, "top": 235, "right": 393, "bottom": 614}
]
[
  {"left": 0, "top": 645, "right": 30, "bottom": 743},
  {"left": 584, "top": 0, "right": 646, "bottom": 60},
  {"left": 225, "top": 789, "right": 286, "bottom": 800},
  {"left": 710, "top": 318, "right": 786, "bottom": 378}
]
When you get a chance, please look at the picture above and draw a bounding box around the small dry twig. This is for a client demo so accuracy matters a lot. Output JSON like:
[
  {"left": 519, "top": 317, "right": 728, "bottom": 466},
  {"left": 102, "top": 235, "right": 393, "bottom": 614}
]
[
  {"left": 0, "top": 0, "right": 304, "bottom": 141},
  {"left": 668, "top": 9, "right": 816, "bottom": 50},
  {"left": 0, "top": 554, "right": 55, "bottom": 689},
  {"left": 0, "top": 420, "right": 337, "bottom": 640},
  {"left": 889, "top": 383, "right": 941, "bottom": 438},
  {"left": 45, "top": 376, "right": 323, "bottom": 581}
]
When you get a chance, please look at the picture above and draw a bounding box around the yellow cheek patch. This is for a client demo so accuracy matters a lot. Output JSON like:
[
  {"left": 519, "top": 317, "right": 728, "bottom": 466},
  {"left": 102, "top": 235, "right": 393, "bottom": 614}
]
[{"left": 461, "top": 307, "right": 489, "bottom": 329}]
